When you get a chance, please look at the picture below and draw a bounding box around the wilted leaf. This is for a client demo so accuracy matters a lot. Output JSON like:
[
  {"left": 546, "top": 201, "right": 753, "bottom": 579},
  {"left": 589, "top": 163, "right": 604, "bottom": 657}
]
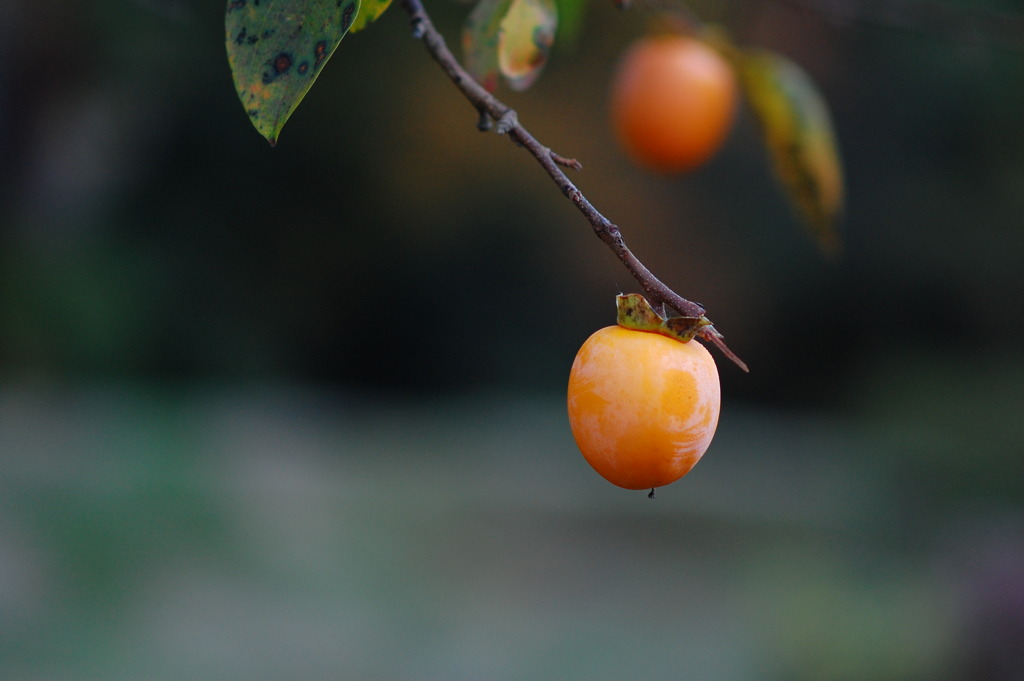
[
  {"left": 738, "top": 49, "right": 844, "bottom": 251},
  {"left": 464, "top": 0, "right": 513, "bottom": 92},
  {"left": 497, "top": 0, "right": 557, "bottom": 91},
  {"left": 226, "top": 0, "right": 359, "bottom": 145},
  {"left": 350, "top": 0, "right": 393, "bottom": 32},
  {"left": 615, "top": 293, "right": 710, "bottom": 343},
  {"left": 464, "top": 0, "right": 557, "bottom": 92}
]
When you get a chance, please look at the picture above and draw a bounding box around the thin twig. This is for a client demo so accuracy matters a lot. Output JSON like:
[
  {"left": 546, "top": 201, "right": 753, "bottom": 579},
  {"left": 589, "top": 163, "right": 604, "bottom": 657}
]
[
  {"left": 551, "top": 152, "right": 583, "bottom": 171},
  {"left": 398, "top": 0, "right": 747, "bottom": 371}
]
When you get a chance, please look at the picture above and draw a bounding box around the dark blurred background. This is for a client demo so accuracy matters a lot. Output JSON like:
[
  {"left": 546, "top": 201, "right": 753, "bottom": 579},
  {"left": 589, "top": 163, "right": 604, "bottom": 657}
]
[{"left": 1, "top": 0, "right": 1022, "bottom": 679}]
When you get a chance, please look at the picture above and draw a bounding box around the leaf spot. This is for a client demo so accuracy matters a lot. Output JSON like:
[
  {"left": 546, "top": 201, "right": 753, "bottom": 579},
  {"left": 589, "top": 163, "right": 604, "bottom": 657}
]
[
  {"left": 273, "top": 52, "right": 293, "bottom": 73},
  {"left": 341, "top": 2, "right": 356, "bottom": 30},
  {"left": 313, "top": 40, "right": 328, "bottom": 65},
  {"left": 261, "top": 52, "right": 294, "bottom": 84}
]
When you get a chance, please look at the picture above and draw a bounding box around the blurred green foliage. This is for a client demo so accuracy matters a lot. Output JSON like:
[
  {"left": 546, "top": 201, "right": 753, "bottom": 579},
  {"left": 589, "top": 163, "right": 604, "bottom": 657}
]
[{"left": 2, "top": 0, "right": 1022, "bottom": 400}]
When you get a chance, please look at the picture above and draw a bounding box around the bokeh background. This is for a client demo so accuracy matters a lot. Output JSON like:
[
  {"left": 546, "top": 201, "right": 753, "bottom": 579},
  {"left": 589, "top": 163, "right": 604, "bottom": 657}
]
[{"left": 2, "top": 0, "right": 1023, "bottom": 679}]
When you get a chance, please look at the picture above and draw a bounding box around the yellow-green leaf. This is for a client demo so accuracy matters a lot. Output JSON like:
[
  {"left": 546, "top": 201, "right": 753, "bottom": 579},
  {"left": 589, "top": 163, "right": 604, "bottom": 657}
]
[
  {"left": 739, "top": 49, "right": 844, "bottom": 251},
  {"left": 226, "top": 0, "right": 359, "bottom": 145},
  {"left": 350, "top": 0, "right": 393, "bottom": 32},
  {"left": 497, "top": 0, "right": 557, "bottom": 91},
  {"left": 464, "top": 0, "right": 557, "bottom": 92},
  {"left": 464, "top": 0, "right": 513, "bottom": 92}
]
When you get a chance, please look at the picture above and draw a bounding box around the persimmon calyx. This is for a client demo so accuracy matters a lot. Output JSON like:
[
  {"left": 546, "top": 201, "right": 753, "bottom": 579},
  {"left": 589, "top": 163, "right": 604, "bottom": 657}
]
[{"left": 615, "top": 293, "right": 711, "bottom": 343}]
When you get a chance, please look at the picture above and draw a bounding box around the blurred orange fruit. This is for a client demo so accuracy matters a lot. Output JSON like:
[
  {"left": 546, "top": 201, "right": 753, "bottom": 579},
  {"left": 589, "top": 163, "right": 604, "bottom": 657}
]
[{"left": 611, "top": 35, "right": 737, "bottom": 173}]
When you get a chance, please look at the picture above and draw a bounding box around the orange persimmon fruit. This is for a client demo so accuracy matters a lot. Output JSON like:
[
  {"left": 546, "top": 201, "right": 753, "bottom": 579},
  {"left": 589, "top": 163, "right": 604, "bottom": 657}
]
[
  {"left": 567, "top": 326, "right": 721, "bottom": 491},
  {"left": 610, "top": 34, "right": 737, "bottom": 173}
]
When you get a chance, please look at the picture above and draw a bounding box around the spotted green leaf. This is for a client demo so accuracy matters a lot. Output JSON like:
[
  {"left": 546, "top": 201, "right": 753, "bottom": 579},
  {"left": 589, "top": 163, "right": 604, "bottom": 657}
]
[
  {"left": 226, "top": 0, "right": 359, "bottom": 145},
  {"left": 739, "top": 49, "right": 844, "bottom": 251},
  {"left": 464, "top": 0, "right": 557, "bottom": 92}
]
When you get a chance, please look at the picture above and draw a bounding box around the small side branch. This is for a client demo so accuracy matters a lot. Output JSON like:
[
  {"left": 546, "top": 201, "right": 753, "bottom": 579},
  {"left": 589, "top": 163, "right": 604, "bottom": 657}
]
[{"left": 399, "top": 0, "right": 746, "bottom": 370}]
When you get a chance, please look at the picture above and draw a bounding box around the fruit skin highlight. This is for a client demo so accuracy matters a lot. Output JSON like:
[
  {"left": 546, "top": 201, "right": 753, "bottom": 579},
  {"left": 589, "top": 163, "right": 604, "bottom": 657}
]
[
  {"left": 567, "top": 326, "right": 721, "bottom": 491},
  {"left": 610, "top": 34, "right": 738, "bottom": 174}
]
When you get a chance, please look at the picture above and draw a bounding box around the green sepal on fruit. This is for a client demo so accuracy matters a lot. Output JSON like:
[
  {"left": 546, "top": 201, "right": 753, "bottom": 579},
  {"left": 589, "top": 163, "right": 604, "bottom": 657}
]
[{"left": 615, "top": 293, "right": 711, "bottom": 343}]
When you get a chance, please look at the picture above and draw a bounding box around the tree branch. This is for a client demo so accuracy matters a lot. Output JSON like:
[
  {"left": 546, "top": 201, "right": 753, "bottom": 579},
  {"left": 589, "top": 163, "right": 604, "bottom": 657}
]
[{"left": 398, "top": 0, "right": 748, "bottom": 371}]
